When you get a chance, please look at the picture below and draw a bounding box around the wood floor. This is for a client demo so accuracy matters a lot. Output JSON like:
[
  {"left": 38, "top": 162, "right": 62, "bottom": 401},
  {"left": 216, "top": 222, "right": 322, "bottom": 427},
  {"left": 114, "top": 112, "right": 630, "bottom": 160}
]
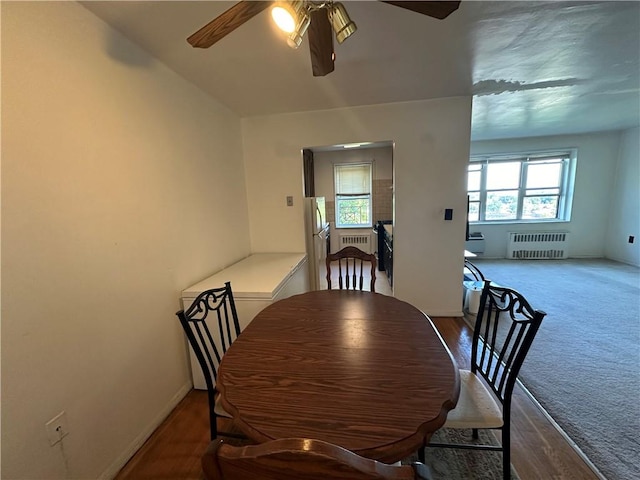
[{"left": 115, "top": 317, "right": 601, "bottom": 480}]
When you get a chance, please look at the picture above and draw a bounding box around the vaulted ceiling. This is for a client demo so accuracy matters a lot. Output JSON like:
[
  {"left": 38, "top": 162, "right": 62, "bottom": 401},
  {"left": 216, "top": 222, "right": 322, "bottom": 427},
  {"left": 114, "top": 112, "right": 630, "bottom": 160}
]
[{"left": 82, "top": 1, "right": 639, "bottom": 141}]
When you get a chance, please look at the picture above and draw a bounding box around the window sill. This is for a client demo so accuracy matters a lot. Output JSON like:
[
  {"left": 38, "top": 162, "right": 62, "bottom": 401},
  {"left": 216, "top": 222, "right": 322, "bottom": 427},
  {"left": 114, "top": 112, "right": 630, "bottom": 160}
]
[
  {"left": 335, "top": 226, "right": 373, "bottom": 230},
  {"left": 470, "top": 219, "right": 570, "bottom": 226}
]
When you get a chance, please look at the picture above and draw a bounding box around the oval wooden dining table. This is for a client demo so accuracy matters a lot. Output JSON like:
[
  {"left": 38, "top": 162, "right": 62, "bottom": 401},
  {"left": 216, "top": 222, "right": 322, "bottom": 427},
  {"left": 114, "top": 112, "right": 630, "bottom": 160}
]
[{"left": 216, "top": 290, "right": 460, "bottom": 463}]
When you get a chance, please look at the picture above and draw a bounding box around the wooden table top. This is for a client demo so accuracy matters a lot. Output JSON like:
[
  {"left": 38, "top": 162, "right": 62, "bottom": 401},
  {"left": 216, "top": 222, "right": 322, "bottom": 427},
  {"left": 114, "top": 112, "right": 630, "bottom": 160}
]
[{"left": 217, "top": 290, "right": 460, "bottom": 463}]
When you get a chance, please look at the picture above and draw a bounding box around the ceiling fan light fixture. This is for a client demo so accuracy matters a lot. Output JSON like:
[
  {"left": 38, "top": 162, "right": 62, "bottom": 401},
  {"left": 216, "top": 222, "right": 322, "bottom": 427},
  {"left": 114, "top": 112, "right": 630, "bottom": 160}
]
[
  {"left": 287, "top": 11, "right": 311, "bottom": 48},
  {"left": 272, "top": 1, "right": 305, "bottom": 34},
  {"left": 329, "top": 2, "right": 357, "bottom": 44}
]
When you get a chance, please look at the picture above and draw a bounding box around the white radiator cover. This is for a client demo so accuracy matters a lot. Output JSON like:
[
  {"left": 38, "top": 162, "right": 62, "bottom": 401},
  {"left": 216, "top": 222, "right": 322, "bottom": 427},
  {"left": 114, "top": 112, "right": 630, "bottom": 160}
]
[
  {"left": 507, "top": 232, "right": 569, "bottom": 259},
  {"left": 339, "top": 234, "right": 372, "bottom": 253}
]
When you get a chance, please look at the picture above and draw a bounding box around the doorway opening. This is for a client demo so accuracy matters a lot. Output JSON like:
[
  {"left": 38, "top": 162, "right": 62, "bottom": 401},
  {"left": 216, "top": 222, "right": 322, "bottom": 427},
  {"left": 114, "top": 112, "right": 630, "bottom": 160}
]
[{"left": 301, "top": 141, "right": 394, "bottom": 294}]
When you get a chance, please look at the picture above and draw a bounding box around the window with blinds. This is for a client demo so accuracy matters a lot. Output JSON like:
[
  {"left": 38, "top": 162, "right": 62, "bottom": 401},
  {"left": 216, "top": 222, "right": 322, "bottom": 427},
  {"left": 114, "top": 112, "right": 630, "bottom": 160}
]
[
  {"left": 468, "top": 150, "right": 576, "bottom": 223},
  {"left": 334, "top": 163, "right": 372, "bottom": 228}
]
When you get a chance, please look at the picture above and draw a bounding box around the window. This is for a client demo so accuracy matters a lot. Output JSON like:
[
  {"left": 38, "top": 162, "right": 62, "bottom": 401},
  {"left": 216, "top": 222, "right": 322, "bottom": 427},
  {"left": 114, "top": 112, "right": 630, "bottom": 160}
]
[
  {"left": 468, "top": 151, "right": 575, "bottom": 223},
  {"left": 334, "top": 163, "right": 372, "bottom": 228}
]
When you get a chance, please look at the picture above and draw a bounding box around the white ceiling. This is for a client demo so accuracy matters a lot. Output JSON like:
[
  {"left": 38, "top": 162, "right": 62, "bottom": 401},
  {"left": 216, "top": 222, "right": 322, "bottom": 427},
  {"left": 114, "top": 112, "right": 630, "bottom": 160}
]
[{"left": 82, "top": 1, "right": 639, "bottom": 141}]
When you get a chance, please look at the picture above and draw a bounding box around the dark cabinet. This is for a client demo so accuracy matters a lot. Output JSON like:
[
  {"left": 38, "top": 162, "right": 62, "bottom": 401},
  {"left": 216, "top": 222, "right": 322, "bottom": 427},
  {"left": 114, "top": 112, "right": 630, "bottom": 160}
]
[
  {"left": 375, "top": 221, "right": 391, "bottom": 272},
  {"left": 383, "top": 230, "right": 393, "bottom": 287},
  {"left": 375, "top": 221, "right": 393, "bottom": 286}
]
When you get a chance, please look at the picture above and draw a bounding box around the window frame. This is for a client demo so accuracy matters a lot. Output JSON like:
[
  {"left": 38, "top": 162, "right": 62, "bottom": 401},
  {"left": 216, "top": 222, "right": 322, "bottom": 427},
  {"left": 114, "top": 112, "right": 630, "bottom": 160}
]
[
  {"left": 468, "top": 149, "right": 576, "bottom": 224},
  {"left": 334, "top": 162, "right": 373, "bottom": 229}
]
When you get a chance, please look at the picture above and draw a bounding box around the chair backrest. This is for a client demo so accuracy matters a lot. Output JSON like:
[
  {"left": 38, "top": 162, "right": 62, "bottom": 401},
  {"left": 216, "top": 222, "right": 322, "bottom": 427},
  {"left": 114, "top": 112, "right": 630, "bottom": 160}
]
[
  {"left": 202, "top": 438, "right": 431, "bottom": 480},
  {"left": 464, "top": 259, "right": 485, "bottom": 282},
  {"left": 326, "top": 246, "right": 377, "bottom": 292},
  {"left": 176, "top": 282, "right": 241, "bottom": 392},
  {"left": 472, "top": 280, "right": 546, "bottom": 409}
]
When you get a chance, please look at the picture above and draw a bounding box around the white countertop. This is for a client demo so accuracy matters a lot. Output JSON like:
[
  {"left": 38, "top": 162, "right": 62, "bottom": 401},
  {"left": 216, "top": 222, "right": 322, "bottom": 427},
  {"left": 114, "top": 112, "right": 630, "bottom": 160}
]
[{"left": 182, "top": 253, "right": 307, "bottom": 300}]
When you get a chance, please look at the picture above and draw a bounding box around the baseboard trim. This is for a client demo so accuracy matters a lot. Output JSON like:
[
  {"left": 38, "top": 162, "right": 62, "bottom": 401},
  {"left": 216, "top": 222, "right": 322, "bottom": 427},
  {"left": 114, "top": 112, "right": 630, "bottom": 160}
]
[
  {"left": 602, "top": 255, "right": 640, "bottom": 267},
  {"left": 425, "top": 309, "right": 464, "bottom": 317},
  {"left": 99, "top": 381, "right": 193, "bottom": 480},
  {"left": 516, "top": 379, "right": 608, "bottom": 480}
]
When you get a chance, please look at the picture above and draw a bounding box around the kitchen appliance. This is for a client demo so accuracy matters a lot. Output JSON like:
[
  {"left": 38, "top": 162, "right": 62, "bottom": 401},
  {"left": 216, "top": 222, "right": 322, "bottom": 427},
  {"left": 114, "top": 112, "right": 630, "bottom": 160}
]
[
  {"left": 181, "top": 253, "right": 309, "bottom": 389},
  {"left": 304, "top": 197, "right": 330, "bottom": 290},
  {"left": 374, "top": 220, "right": 392, "bottom": 271}
]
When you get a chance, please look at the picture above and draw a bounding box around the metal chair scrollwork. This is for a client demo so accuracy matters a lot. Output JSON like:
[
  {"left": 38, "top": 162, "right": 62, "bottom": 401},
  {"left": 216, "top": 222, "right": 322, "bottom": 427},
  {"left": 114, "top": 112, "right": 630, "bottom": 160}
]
[
  {"left": 176, "top": 282, "right": 244, "bottom": 440},
  {"left": 463, "top": 259, "right": 485, "bottom": 282}
]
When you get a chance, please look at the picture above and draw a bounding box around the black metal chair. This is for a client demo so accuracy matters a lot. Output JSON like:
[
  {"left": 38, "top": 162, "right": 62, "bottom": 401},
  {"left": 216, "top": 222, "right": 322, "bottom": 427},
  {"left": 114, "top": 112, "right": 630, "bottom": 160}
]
[
  {"left": 463, "top": 259, "right": 485, "bottom": 282},
  {"left": 203, "top": 438, "right": 433, "bottom": 480},
  {"left": 176, "top": 282, "right": 245, "bottom": 440},
  {"left": 423, "top": 279, "right": 546, "bottom": 480},
  {"left": 326, "top": 246, "right": 377, "bottom": 292}
]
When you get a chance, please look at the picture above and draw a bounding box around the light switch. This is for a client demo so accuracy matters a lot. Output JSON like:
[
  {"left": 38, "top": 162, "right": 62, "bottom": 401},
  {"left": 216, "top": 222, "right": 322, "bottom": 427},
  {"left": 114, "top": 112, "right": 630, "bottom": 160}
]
[
  {"left": 286, "top": 196, "right": 293, "bottom": 207},
  {"left": 444, "top": 209, "right": 453, "bottom": 220}
]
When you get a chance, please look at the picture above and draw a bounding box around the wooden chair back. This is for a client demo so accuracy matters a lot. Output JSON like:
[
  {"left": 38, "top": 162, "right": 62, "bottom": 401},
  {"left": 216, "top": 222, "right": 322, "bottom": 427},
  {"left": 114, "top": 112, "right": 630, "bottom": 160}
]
[
  {"left": 326, "top": 246, "right": 377, "bottom": 292},
  {"left": 202, "top": 438, "right": 432, "bottom": 480}
]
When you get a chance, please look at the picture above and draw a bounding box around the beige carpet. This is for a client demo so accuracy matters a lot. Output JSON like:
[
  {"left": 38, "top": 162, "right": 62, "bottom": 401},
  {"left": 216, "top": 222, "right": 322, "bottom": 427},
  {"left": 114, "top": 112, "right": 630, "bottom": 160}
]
[{"left": 473, "top": 258, "right": 640, "bottom": 480}]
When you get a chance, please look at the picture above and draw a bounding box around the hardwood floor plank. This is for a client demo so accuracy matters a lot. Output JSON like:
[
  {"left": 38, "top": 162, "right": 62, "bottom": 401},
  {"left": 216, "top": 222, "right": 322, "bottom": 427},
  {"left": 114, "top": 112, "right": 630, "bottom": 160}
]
[
  {"left": 114, "top": 391, "right": 210, "bottom": 480},
  {"left": 115, "top": 316, "right": 601, "bottom": 480}
]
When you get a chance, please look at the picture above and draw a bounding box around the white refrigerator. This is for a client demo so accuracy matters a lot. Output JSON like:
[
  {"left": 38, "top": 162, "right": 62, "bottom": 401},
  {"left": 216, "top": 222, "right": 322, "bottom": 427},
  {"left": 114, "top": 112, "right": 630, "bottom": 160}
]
[{"left": 304, "top": 197, "right": 330, "bottom": 290}]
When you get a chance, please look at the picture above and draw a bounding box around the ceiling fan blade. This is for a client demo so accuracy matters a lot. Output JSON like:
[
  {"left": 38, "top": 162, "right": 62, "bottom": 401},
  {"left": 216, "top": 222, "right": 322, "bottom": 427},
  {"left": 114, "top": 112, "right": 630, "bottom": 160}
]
[
  {"left": 187, "top": 1, "right": 273, "bottom": 48},
  {"left": 380, "top": 1, "right": 461, "bottom": 20},
  {"left": 308, "top": 8, "right": 335, "bottom": 77}
]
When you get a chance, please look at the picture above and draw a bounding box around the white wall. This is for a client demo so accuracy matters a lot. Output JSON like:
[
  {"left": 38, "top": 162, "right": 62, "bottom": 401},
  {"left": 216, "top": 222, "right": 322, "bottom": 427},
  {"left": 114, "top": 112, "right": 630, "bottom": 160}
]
[
  {"left": 241, "top": 98, "right": 472, "bottom": 316},
  {"left": 1, "top": 3, "right": 250, "bottom": 479},
  {"left": 605, "top": 127, "right": 640, "bottom": 266},
  {"left": 470, "top": 131, "right": 622, "bottom": 258}
]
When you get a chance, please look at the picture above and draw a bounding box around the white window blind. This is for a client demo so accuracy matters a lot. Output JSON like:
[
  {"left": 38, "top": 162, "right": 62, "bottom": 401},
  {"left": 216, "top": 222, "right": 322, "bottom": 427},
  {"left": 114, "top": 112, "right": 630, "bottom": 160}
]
[{"left": 335, "top": 164, "right": 371, "bottom": 195}]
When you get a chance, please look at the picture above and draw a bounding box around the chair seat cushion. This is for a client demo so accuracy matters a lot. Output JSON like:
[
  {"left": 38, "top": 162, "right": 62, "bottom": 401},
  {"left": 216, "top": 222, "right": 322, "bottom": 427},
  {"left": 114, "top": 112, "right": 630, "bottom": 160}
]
[
  {"left": 214, "top": 392, "right": 233, "bottom": 418},
  {"left": 444, "top": 370, "right": 503, "bottom": 429}
]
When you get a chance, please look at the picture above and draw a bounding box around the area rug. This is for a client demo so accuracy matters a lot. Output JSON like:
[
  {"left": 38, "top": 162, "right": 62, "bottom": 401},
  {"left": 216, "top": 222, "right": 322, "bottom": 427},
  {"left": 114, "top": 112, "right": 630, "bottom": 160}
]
[
  {"left": 473, "top": 258, "right": 640, "bottom": 480},
  {"left": 406, "top": 428, "right": 518, "bottom": 480}
]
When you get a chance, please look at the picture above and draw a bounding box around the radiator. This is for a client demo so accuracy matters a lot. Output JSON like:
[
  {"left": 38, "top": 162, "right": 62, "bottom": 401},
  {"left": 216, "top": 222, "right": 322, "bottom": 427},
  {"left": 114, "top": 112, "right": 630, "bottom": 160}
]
[
  {"left": 507, "top": 232, "right": 569, "bottom": 259},
  {"left": 339, "top": 234, "right": 372, "bottom": 253}
]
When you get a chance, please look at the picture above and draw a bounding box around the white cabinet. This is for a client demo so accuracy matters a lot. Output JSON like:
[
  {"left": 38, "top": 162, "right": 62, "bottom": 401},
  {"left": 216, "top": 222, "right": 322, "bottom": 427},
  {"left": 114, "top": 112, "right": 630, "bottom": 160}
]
[{"left": 181, "top": 253, "right": 309, "bottom": 389}]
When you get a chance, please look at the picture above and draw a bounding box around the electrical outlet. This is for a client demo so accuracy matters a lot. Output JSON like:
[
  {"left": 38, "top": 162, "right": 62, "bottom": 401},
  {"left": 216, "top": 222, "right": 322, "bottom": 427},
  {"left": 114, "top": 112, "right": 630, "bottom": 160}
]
[
  {"left": 46, "top": 411, "right": 69, "bottom": 446},
  {"left": 286, "top": 196, "right": 293, "bottom": 207},
  {"left": 629, "top": 235, "right": 635, "bottom": 244}
]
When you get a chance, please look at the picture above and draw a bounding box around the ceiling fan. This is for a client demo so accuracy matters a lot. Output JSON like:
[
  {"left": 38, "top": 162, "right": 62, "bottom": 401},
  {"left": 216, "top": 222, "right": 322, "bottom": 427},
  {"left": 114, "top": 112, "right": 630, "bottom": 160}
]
[{"left": 187, "top": 1, "right": 461, "bottom": 77}]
